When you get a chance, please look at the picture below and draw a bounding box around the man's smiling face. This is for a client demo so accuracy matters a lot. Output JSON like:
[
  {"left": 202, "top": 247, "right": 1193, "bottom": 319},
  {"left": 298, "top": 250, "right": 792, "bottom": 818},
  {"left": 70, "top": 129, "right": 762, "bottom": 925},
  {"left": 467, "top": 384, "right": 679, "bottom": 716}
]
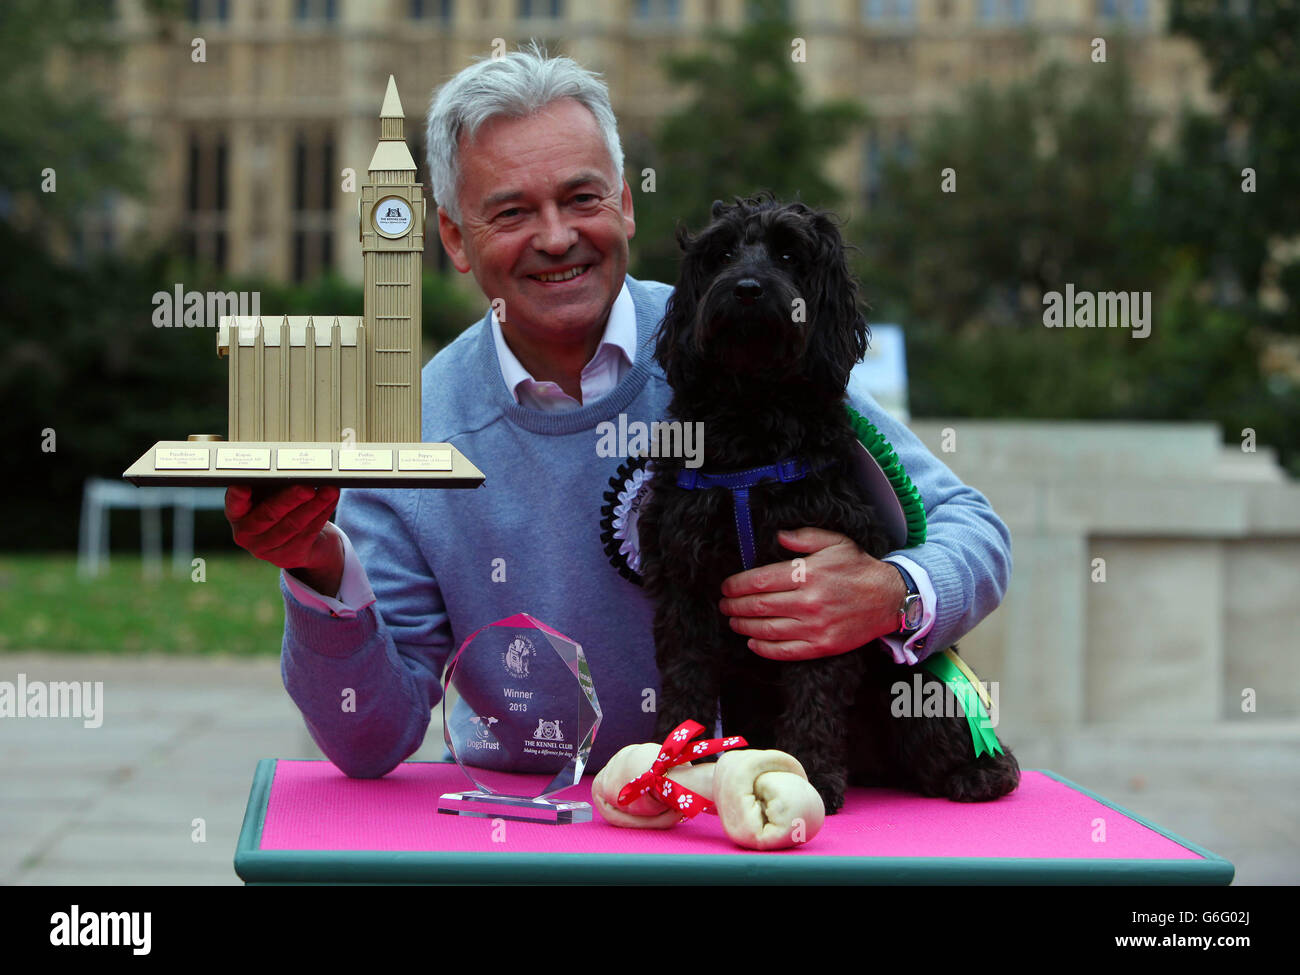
[{"left": 437, "top": 97, "right": 635, "bottom": 357}]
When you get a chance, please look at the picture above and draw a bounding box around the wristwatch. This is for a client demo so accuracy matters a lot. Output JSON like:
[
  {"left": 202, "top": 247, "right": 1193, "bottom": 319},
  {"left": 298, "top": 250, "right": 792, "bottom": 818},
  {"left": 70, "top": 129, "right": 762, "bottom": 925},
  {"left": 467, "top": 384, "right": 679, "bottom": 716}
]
[{"left": 889, "top": 562, "right": 924, "bottom": 640}]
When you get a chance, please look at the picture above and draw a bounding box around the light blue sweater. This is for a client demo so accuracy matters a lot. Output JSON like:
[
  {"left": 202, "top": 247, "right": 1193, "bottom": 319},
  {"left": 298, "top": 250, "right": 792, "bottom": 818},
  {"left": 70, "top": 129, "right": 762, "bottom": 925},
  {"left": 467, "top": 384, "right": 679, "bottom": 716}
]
[{"left": 279, "top": 275, "right": 1012, "bottom": 778}]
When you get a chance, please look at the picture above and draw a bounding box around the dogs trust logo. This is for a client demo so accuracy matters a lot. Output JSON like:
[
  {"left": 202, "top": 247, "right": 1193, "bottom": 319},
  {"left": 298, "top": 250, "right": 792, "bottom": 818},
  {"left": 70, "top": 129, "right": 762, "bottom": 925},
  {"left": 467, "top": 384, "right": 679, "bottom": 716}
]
[
  {"left": 468, "top": 715, "right": 500, "bottom": 750},
  {"left": 503, "top": 635, "right": 533, "bottom": 679}
]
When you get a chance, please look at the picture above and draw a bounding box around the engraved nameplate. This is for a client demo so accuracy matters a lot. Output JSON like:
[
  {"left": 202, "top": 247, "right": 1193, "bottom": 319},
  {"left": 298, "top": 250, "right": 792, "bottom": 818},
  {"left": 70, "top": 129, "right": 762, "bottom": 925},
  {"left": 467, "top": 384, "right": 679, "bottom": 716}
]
[
  {"left": 216, "top": 448, "right": 272, "bottom": 470},
  {"left": 339, "top": 449, "right": 394, "bottom": 471},
  {"left": 155, "top": 447, "right": 211, "bottom": 470},
  {"left": 276, "top": 448, "right": 334, "bottom": 471},
  {"left": 398, "top": 448, "right": 453, "bottom": 472}
]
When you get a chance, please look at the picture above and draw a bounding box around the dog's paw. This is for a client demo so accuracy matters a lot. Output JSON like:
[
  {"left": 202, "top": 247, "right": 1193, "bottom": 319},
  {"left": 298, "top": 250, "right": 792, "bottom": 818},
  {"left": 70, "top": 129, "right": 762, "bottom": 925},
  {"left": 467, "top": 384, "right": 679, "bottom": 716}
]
[
  {"left": 819, "top": 787, "right": 845, "bottom": 816},
  {"left": 940, "top": 750, "right": 1020, "bottom": 802},
  {"left": 810, "top": 772, "right": 847, "bottom": 815}
]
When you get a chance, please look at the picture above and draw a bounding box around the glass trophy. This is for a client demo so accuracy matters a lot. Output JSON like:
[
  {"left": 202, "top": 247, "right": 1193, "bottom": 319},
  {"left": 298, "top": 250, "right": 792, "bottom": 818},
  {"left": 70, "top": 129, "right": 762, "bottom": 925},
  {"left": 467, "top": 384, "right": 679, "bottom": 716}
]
[{"left": 438, "top": 613, "right": 601, "bottom": 824}]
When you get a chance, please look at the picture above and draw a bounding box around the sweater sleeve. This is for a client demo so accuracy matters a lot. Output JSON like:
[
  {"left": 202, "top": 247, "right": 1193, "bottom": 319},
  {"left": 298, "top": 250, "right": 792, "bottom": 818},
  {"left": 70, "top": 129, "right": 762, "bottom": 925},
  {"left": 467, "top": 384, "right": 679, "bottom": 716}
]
[
  {"left": 279, "top": 485, "right": 450, "bottom": 778},
  {"left": 844, "top": 378, "right": 1012, "bottom": 661}
]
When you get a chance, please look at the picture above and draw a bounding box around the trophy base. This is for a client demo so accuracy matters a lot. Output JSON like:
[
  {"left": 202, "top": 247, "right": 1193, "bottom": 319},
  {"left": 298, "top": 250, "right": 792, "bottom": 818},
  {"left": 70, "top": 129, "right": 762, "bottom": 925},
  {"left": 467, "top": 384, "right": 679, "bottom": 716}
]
[
  {"left": 437, "top": 791, "right": 592, "bottom": 825},
  {"left": 122, "top": 440, "right": 485, "bottom": 488}
]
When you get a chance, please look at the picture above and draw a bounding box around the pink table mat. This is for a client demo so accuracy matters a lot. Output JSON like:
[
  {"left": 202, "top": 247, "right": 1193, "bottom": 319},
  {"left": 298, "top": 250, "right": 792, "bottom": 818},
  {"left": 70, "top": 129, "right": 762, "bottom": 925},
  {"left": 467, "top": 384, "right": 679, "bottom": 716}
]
[{"left": 258, "top": 761, "right": 1202, "bottom": 860}]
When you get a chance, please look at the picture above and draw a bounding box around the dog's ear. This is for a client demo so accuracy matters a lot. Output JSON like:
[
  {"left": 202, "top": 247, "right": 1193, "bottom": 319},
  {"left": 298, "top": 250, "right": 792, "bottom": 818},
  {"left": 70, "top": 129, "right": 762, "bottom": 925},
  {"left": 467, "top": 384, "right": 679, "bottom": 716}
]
[
  {"left": 655, "top": 284, "right": 698, "bottom": 393},
  {"left": 804, "top": 210, "right": 870, "bottom": 395},
  {"left": 656, "top": 224, "right": 707, "bottom": 392},
  {"left": 673, "top": 220, "right": 694, "bottom": 253}
]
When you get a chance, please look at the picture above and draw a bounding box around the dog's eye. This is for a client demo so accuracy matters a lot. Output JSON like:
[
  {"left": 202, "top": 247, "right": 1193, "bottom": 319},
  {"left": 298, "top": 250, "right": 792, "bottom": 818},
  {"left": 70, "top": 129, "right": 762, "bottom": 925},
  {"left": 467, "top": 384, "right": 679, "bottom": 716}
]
[
  {"left": 722, "top": 250, "right": 734, "bottom": 263},
  {"left": 780, "top": 253, "right": 793, "bottom": 263}
]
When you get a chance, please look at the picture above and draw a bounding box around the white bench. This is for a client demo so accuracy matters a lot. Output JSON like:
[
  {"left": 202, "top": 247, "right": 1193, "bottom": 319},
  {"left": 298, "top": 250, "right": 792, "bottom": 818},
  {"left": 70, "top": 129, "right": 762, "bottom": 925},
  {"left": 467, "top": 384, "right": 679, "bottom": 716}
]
[{"left": 78, "top": 478, "right": 227, "bottom": 578}]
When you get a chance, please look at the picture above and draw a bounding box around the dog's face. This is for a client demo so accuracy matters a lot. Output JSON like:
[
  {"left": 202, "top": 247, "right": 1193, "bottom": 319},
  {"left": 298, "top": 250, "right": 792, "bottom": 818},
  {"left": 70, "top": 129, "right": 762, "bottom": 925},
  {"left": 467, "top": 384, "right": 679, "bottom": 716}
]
[{"left": 655, "top": 197, "right": 869, "bottom": 396}]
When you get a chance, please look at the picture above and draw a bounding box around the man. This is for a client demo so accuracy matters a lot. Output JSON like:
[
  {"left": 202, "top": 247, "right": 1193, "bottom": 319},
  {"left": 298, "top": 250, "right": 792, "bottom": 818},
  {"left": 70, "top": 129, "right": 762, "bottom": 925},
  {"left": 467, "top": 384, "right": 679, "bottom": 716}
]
[{"left": 226, "top": 43, "right": 1011, "bottom": 778}]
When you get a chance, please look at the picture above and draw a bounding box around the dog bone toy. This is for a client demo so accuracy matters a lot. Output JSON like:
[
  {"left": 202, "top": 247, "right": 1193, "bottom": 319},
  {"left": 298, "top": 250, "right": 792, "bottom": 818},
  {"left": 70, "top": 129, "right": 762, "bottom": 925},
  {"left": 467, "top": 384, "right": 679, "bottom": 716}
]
[
  {"left": 711, "top": 748, "right": 826, "bottom": 850},
  {"left": 592, "top": 724, "right": 826, "bottom": 850}
]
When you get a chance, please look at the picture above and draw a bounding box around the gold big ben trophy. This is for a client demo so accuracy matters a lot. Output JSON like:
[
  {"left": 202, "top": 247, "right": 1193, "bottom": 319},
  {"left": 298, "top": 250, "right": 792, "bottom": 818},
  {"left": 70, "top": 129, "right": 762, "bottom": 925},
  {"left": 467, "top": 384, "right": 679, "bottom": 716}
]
[{"left": 124, "top": 77, "right": 484, "bottom": 490}]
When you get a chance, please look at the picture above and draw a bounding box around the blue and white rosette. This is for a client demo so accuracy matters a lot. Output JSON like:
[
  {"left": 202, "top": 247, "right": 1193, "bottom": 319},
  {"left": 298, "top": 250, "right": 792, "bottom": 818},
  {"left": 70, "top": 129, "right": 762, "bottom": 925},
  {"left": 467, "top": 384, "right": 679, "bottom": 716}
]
[{"left": 599, "top": 455, "right": 653, "bottom": 586}]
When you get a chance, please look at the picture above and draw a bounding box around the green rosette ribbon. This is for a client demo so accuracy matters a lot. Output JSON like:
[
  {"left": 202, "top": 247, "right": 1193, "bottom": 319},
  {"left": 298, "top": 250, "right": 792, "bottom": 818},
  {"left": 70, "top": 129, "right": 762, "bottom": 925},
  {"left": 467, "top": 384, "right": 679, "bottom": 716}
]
[
  {"left": 844, "top": 404, "right": 927, "bottom": 547},
  {"left": 920, "top": 649, "right": 1005, "bottom": 759}
]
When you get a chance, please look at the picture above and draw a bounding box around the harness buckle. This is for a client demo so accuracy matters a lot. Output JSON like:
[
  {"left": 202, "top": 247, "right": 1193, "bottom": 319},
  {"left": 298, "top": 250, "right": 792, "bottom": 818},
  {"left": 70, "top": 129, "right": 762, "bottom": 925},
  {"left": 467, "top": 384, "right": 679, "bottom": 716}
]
[{"left": 776, "top": 458, "right": 806, "bottom": 483}]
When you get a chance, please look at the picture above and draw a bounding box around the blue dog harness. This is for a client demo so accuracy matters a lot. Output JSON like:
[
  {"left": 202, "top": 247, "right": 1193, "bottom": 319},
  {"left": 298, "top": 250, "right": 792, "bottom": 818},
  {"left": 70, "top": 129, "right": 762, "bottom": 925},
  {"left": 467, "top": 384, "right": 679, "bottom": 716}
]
[{"left": 676, "top": 458, "right": 837, "bottom": 571}]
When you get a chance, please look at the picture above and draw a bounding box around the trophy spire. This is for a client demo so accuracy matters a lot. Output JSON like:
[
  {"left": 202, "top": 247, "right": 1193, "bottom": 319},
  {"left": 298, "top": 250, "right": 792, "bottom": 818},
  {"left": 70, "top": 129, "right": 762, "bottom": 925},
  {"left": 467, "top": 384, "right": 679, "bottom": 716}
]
[
  {"left": 380, "top": 74, "right": 404, "bottom": 126},
  {"left": 369, "top": 76, "right": 417, "bottom": 173}
]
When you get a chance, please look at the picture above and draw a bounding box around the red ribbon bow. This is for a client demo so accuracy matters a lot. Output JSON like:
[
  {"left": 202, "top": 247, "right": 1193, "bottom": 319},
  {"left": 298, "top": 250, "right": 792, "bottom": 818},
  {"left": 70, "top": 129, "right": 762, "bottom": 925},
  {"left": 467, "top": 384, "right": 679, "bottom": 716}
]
[{"left": 617, "top": 720, "right": 748, "bottom": 820}]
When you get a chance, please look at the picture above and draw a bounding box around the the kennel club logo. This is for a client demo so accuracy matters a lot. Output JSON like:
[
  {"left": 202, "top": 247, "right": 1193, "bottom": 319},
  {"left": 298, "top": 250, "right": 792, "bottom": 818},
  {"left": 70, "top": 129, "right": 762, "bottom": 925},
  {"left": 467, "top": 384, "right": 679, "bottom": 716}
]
[
  {"left": 522, "top": 717, "right": 573, "bottom": 760},
  {"left": 532, "top": 718, "right": 564, "bottom": 742},
  {"left": 373, "top": 196, "right": 412, "bottom": 237},
  {"left": 503, "top": 635, "right": 534, "bottom": 679}
]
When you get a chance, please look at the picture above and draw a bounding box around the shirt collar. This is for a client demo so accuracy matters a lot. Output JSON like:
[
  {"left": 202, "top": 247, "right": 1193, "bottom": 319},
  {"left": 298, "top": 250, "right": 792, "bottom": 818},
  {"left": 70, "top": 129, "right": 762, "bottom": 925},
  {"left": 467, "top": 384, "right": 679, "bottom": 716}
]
[{"left": 490, "top": 278, "right": 636, "bottom": 403}]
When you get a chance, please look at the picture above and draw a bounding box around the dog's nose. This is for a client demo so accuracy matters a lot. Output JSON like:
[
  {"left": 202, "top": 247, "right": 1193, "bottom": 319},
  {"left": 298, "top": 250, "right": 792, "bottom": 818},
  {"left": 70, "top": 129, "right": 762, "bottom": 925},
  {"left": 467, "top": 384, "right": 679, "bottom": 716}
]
[{"left": 734, "top": 279, "right": 763, "bottom": 304}]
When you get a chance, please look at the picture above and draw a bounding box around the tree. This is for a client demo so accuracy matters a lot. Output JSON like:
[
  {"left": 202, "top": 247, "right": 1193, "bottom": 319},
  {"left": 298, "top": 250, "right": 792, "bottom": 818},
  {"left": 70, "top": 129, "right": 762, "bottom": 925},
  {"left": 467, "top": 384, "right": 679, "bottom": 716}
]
[
  {"left": 1160, "top": 0, "right": 1300, "bottom": 470},
  {"left": 858, "top": 53, "right": 1300, "bottom": 473},
  {"left": 860, "top": 60, "right": 1156, "bottom": 411},
  {"left": 861, "top": 59, "right": 1157, "bottom": 335},
  {"left": 0, "top": 0, "right": 146, "bottom": 237},
  {"left": 631, "top": 0, "right": 867, "bottom": 284},
  {"left": 1169, "top": 0, "right": 1300, "bottom": 304}
]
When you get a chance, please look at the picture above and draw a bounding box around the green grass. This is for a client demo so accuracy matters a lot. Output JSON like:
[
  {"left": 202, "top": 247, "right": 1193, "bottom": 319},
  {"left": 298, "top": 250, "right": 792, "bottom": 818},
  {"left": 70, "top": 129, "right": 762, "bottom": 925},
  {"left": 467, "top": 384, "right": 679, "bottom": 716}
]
[{"left": 0, "top": 554, "right": 286, "bottom": 655}]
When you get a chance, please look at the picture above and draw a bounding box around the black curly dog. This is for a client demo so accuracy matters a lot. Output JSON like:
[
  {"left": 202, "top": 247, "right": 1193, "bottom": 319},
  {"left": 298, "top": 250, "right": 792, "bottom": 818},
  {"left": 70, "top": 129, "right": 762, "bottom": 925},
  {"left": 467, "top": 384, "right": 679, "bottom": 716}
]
[{"left": 639, "top": 196, "right": 1020, "bottom": 814}]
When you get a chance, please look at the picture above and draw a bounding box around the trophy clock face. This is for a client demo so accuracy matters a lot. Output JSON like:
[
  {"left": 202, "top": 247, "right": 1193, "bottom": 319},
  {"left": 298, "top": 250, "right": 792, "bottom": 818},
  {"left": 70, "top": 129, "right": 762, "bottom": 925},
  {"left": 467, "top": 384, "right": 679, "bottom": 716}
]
[
  {"left": 441, "top": 614, "right": 601, "bottom": 810},
  {"left": 372, "top": 196, "right": 413, "bottom": 238}
]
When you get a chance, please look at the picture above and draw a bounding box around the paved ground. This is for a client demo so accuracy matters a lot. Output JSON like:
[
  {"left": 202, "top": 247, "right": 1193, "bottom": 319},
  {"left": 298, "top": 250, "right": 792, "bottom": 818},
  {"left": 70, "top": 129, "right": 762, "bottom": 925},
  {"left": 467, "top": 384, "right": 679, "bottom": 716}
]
[{"left": 1, "top": 653, "right": 1295, "bottom": 885}]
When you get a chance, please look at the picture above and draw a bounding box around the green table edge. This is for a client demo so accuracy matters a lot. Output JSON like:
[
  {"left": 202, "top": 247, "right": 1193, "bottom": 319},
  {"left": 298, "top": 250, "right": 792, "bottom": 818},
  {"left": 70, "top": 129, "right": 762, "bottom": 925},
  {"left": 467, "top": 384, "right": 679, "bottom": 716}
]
[{"left": 234, "top": 759, "right": 1235, "bottom": 885}]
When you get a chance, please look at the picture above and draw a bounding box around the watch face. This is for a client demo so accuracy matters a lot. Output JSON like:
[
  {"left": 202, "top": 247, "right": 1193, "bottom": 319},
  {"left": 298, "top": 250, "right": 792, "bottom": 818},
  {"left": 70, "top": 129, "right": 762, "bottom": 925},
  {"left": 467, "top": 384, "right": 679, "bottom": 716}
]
[{"left": 903, "top": 594, "right": 923, "bottom": 630}]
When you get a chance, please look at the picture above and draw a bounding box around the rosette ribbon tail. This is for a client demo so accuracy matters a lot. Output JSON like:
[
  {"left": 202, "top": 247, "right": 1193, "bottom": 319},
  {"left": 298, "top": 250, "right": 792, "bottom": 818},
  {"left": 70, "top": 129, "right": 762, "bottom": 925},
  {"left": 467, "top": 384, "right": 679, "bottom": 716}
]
[
  {"left": 616, "top": 720, "right": 748, "bottom": 821},
  {"left": 921, "top": 648, "right": 1005, "bottom": 759}
]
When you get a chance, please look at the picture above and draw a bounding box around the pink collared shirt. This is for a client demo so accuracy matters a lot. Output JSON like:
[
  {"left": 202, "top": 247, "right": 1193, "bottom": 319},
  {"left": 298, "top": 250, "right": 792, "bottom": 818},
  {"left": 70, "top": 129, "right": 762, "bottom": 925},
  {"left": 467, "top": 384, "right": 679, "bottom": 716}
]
[{"left": 489, "top": 279, "right": 637, "bottom": 410}]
